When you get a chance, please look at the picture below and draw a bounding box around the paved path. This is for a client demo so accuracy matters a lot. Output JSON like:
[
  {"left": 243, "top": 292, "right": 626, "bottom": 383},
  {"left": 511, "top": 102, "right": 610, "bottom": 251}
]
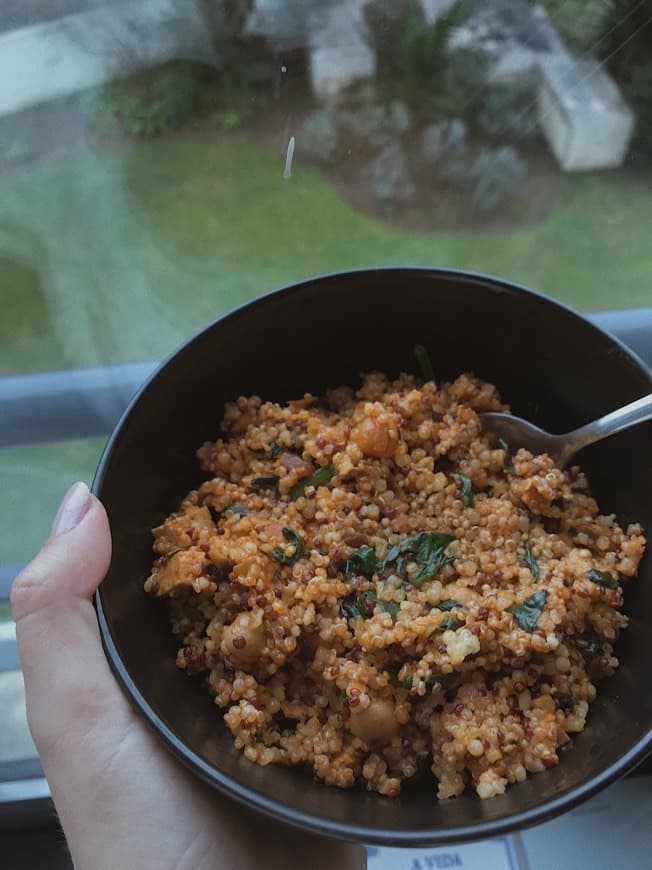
[{"left": 0, "top": 1, "right": 93, "bottom": 33}]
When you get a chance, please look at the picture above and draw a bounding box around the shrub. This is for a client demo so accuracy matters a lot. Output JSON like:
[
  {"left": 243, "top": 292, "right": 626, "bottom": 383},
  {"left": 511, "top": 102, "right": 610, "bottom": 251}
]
[
  {"left": 89, "top": 61, "right": 211, "bottom": 138},
  {"left": 197, "top": 0, "right": 275, "bottom": 100},
  {"left": 469, "top": 145, "right": 526, "bottom": 211},
  {"left": 542, "top": 0, "right": 614, "bottom": 53},
  {"left": 365, "top": 0, "right": 487, "bottom": 122},
  {"left": 596, "top": 0, "right": 652, "bottom": 165}
]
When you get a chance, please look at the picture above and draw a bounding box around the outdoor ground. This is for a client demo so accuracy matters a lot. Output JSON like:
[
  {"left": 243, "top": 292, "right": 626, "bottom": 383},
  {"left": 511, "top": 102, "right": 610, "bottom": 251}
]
[{"left": 1, "top": 133, "right": 651, "bottom": 566}]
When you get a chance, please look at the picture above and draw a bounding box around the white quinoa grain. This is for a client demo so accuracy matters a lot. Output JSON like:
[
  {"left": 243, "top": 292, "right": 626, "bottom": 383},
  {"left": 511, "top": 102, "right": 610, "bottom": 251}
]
[{"left": 148, "top": 369, "right": 644, "bottom": 802}]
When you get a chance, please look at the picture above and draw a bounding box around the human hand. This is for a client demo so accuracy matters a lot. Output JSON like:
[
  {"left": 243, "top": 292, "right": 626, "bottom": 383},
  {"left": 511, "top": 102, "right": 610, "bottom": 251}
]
[{"left": 11, "top": 482, "right": 366, "bottom": 870}]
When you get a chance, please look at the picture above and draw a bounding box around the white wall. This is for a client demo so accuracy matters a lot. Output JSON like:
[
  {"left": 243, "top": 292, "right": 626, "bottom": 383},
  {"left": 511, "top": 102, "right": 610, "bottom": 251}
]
[{"left": 0, "top": 0, "right": 213, "bottom": 117}]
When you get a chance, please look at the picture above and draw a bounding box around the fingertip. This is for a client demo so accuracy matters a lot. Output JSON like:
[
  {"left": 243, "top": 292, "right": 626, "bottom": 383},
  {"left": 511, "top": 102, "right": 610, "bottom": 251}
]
[{"left": 12, "top": 491, "right": 112, "bottom": 622}]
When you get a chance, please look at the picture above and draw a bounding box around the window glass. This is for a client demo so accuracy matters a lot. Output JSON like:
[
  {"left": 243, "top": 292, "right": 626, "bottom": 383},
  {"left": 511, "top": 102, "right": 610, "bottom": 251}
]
[{"left": 1, "top": 0, "right": 651, "bottom": 574}]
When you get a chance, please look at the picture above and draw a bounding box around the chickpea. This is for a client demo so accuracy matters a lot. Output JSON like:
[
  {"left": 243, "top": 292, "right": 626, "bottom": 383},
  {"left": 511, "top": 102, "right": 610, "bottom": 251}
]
[
  {"left": 349, "top": 697, "right": 399, "bottom": 744},
  {"left": 221, "top": 612, "right": 266, "bottom": 667},
  {"left": 352, "top": 417, "right": 399, "bottom": 459}
]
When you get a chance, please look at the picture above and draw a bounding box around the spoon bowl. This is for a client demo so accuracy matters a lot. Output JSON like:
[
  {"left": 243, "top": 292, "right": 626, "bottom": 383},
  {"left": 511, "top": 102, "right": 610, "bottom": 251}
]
[{"left": 482, "top": 393, "right": 652, "bottom": 467}]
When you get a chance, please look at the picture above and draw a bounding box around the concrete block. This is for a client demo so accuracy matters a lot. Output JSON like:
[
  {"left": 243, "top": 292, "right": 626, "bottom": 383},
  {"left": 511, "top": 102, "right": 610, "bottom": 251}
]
[{"left": 538, "top": 54, "right": 635, "bottom": 172}]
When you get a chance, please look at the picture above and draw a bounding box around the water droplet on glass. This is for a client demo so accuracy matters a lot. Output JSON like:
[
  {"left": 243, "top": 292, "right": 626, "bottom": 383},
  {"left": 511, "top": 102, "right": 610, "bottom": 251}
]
[{"left": 283, "top": 136, "right": 296, "bottom": 179}]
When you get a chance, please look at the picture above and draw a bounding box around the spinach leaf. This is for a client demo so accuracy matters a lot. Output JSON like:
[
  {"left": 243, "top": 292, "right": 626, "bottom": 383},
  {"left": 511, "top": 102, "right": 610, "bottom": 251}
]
[
  {"left": 587, "top": 569, "right": 619, "bottom": 589},
  {"left": 498, "top": 437, "right": 515, "bottom": 473},
  {"left": 207, "top": 504, "right": 222, "bottom": 525},
  {"left": 400, "top": 530, "right": 456, "bottom": 583},
  {"left": 290, "top": 463, "right": 335, "bottom": 501},
  {"left": 382, "top": 545, "right": 400, "bottom": 567},
  {"left": 210, "top": 502, "right": 249, "bottom": 523},
  {"left": 437, "top": 599, "right": 464, "bottom": 611},
  {"left": 382, "top": 600, "right": 401, "bottom": 622},
  {"left": 341, "top": 595, "right": 362, "bottom": 621},
  {"left": 271, "top": 527, "right": 305, "bottom": 566},
  {"left": 414, "top": 343, "right": 435, "bottom": 382},
  {"left": 251, "top": 475, "right": 280, "bottom": 494},
  {"left": 523, "top": 542, "right": 539, "bottom": 581},
  {"left": 425, "top": 672, "right": 459, "bottom": 692},
  {"left": 454, "top": 471, "right": 474, "bottom": 507},
  {"left": 341, "top": 590, "right": 378, "bottom": 620},
  {"left": 252, "top": 440, "right": 282, "bottom": 460},
  {"left": 437, "top": 615, "right": 463, "bottom": 632},
  {"left": 388, "top": 669, "right": 458, "bottom": 693},
  {"left": 388, "top": 667, "right": 413, "bottom": 691},
  {"left": 344, "top": 546, "right": 378, "bottom": 580},
  {"left": 509, "top": 589, "right": 547, "bottom": 632},
  {"left": 253, "top": 438, "right": 303, "bottom": 459}
]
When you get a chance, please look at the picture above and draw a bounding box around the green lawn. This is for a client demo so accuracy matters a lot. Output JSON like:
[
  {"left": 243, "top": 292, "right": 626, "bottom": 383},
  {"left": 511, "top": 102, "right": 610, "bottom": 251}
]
[
  {"left": 1, "top": 136, "right": 651, "bottom": 574},
  {"left": 1, "top": 437, "right": 106, "bottom": 567},
  {"left": 1, "top": 137, "right": 651, "bottom": 378}
]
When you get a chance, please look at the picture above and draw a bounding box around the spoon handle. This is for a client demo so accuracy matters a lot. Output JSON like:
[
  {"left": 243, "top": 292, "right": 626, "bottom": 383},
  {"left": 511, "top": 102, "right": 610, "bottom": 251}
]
[{"left": 560, "top": 393, "right": 652, "bottom": 464}]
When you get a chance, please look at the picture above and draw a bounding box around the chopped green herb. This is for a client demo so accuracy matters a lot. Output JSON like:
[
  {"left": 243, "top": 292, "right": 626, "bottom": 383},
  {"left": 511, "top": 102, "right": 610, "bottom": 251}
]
[
  {"left": 509, "top": 589, "right": 547, "bottom": 632},
  {"left": 251, "top": 475, "right": 280, "bottom": 494},
  {"left": 253, "top": 438, "right": 303, "bottom": 459},
  {"left": 163, "top": 547, "right": 182, "bottom": 560},
  {"left": 454, "top": 472, "right": 474, "bottom": 507},
  {"left": 344, "top": 545, "right": 378, "bottom": 580},
  {"left": 271, "top": 527, "right": 305, "bottom": 566},
  {"left": 211, "top": 502, "right": 249, "bottom": 522},
  {"left": 437, "top": 615, "right": 463, "bottom": 632},
  {"left": 437, "top": 599, "right": 464, "bottom": 611},
  {"left": 432, "top": 410, "right": 442, "bottom": 423},
  {"left": 382, "top": 601, "right": 401, "bottom": 621},
  {"left": 587, "top": 569, "right": 619, "bottom": 589},
  {"left": 498, "top": 437, "right": 515, "bottom": 473},
  {"left": 341, "top": 595, "right": 361, "bottom": 621},
  {"left": 577, "top": 632, "right": 603, "bottom": 660},
  {"left": 388, "top": 667, "right": 413, "bottom": 691},
  {"left": 523, "top": 542, "right": 539, "bottom": 581},
  {"left": 399, "top": 530, "right": 456, "bottom": 583},
  {"left": 341, "top": 589, "right": 378, "bottom": 620},
  {"left": 251, "top": 440, "right": 282, "bottom": 459},
  {"left": 425, "top": 672, "right": 459, "bottom": 693},
  {"left": 382, "top": 545, "right": 400, "bottom": 568},
  {"left": 414, "top": 343, "right": 435, "bottom": 382},
  {"left": 290, "top": 463, "right": 335, "bottom": 501},
  {"left": 207, "top": 504, "right": 222, "bottom": 525}
]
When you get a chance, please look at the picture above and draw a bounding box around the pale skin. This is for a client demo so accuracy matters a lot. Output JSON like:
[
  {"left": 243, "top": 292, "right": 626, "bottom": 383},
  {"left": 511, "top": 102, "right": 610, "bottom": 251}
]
[{"left": 11, "top": 482, "right": 367, "bottom": 870}]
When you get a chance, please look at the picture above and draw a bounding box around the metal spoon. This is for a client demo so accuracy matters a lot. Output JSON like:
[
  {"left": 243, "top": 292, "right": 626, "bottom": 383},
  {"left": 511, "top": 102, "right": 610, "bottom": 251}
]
[{"left": 481, "top": 393, "right": 652, "bottom": 468}]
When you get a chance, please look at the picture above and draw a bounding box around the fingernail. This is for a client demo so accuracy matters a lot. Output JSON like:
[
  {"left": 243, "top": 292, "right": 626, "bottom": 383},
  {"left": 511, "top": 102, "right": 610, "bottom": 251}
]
[{"left": 51, "top": 482, "right": 91, "bottom": 537}]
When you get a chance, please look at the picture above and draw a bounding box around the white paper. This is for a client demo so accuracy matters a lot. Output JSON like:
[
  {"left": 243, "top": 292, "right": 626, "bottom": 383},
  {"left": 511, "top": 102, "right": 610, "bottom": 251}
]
[{"left": 367, "top": 836, "right": 521, "bottom": 869}]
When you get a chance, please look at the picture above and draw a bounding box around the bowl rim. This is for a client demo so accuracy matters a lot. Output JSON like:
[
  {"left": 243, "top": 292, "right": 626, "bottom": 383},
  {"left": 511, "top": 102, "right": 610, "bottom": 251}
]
[{"left": 94, "top": 266, "right": 652, "bottom": 846}]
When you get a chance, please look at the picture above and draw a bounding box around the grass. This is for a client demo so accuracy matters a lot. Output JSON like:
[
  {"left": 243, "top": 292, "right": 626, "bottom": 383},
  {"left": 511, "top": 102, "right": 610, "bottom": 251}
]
[
  {"left": 1, "top": 137, "right": 651, "bottom": 379},
  {"left": 0, "top": 136, "right": 651, "bottom": 572},
  {"left": 0, "top": 437, "right": 106, "bottom": 569}
]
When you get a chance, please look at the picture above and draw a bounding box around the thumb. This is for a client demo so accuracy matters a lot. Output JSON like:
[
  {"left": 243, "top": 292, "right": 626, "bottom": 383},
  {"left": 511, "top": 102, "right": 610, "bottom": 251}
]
[{"left": 11, "top": 481, "right": 123, "bottom": 753}]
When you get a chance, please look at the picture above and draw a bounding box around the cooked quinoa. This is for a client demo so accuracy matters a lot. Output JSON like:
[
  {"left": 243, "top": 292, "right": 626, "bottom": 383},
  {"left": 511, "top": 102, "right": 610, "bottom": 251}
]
[{"left": 144, "top": 369, "right": 646, "bottom": 800}]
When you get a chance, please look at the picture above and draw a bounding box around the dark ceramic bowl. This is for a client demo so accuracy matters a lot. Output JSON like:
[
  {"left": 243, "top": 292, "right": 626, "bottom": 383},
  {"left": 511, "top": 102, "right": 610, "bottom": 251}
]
[{"left": 94, "top": 268, "right": 652, "bottom": 846}]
